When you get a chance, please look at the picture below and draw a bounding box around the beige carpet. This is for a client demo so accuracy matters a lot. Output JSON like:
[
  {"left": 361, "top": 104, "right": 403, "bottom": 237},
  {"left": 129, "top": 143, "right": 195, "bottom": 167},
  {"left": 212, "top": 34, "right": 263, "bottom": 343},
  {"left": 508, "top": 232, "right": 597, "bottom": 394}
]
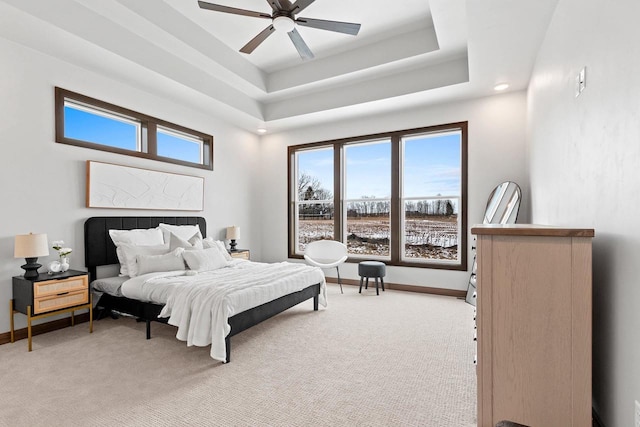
[{"left": 0, "top": 284, "right": 476, "bottom": 427}]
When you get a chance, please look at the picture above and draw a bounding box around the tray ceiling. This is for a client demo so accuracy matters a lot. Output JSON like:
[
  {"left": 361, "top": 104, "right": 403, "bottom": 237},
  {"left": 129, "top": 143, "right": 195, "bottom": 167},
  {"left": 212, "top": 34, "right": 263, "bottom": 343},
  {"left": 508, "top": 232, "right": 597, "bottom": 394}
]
[{"left": 0, "top": 0, "right": 559, "bottom": 133}]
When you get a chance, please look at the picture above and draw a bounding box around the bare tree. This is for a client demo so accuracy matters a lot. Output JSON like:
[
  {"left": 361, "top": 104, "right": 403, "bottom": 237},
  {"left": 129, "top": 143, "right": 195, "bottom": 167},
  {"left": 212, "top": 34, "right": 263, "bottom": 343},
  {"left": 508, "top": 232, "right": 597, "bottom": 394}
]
[{"left": 298, "top": 171, "right": 332, "bottom": 201}]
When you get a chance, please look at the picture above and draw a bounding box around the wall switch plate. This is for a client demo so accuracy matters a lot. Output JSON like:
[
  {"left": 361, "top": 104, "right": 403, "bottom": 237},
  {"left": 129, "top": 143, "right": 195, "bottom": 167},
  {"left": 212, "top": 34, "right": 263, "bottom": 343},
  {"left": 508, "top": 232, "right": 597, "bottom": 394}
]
[
  {"left": 575, "top": 66, "right": 587, "bottom": 97},
  {"left": 635, "top": 399, "right": 640, "bottom": 427}
]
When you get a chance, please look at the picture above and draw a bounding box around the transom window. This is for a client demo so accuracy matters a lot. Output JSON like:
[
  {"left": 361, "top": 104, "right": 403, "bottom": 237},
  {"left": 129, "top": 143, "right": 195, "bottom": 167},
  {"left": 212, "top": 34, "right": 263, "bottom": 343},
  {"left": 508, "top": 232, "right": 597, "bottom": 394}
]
[
  {"left": 288, "top": 122, "right": 467, "bottom": 270},
  {"left": 55, "top": 87, "right": 213, "bottom": 170}
]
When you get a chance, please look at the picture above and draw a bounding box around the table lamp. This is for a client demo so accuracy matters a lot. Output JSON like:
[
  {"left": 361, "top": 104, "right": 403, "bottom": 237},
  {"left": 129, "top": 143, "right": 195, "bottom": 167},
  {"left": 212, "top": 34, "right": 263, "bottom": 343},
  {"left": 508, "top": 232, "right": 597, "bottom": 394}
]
[
  {"left": 226, "top": 226, "right": 240, "bottom": 252},
  {"left": 14, "top": 233, "right": 49, "bottom": 279}
]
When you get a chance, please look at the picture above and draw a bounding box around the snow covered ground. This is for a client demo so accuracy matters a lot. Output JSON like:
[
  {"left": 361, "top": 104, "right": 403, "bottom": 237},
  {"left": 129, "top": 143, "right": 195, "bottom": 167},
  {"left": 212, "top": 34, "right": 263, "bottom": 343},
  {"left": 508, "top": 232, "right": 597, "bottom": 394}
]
[{"left": 298, "top": 217, "right": 458, "bottom": 260}]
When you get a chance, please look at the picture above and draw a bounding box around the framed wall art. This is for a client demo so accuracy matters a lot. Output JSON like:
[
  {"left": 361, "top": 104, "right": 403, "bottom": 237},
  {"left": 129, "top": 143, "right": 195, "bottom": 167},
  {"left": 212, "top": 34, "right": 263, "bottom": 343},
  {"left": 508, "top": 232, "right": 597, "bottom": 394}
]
[{"left": 86, "top": 161, "right": 204, "bottom": 211}]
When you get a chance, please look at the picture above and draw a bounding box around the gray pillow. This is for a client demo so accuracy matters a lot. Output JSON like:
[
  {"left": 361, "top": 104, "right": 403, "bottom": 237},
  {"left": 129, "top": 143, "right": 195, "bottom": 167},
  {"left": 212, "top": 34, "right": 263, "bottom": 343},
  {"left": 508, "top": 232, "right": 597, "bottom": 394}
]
[
  {"left": 169, "top": 232, "right": 204, "bottom": 251},
  {"left": 182, "top": 247, "right": 228, "bottom": 272},
  {"left": 135, "top": 249, "right": 185, "bottom": 276}
]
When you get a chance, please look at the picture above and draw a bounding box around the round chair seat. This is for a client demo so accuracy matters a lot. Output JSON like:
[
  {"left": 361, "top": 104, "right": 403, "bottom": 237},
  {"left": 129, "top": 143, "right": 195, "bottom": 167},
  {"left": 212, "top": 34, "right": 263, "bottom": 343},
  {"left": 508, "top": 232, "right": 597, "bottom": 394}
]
[{"left": 358, "top": 261, "right": 386, "bottom": 278}]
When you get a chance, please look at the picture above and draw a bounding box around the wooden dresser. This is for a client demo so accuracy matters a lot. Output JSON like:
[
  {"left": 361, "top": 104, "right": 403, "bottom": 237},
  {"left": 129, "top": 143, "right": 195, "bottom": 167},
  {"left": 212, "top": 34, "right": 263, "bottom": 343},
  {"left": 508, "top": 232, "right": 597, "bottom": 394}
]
[{"left": 471, "top": 224, "right": 594, "bottom": 427}]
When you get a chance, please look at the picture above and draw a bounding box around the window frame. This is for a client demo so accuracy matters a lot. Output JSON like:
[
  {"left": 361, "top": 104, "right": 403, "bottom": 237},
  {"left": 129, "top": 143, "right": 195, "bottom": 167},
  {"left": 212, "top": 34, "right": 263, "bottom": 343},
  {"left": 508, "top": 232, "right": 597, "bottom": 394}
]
[
  {"left": 55, "top": 87, "right": 213, "bottom": 170},
  {"left": 288, "top": 122, "right": 468, "bottom": 271}
]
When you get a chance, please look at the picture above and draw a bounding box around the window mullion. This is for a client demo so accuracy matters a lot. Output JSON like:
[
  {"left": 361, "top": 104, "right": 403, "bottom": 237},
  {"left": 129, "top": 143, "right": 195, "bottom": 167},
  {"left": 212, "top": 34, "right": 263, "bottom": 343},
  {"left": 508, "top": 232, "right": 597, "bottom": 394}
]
[
  {"left": 146, "top": 121, "right": 156, "bottom": 156},
  {"left": 390, "top": 135, "right": 401, "bottom": 264},
  {"left": 334, "top": 144, "right": 343, "bottom": 243}
]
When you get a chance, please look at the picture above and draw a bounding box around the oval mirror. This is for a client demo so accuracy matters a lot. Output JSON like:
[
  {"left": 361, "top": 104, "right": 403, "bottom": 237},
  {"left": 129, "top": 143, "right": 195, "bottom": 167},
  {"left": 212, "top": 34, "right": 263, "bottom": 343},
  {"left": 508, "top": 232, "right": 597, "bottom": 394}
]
[{"left": 483, "top": 181, "right": 522, "bottom": 224}]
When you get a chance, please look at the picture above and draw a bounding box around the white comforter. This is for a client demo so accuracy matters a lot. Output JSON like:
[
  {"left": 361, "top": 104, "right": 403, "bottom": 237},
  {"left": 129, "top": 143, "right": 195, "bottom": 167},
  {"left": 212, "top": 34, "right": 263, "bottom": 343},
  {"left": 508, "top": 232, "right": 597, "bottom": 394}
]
[{"left": 121, "top": 260, "right": 327, "bottom": 362}]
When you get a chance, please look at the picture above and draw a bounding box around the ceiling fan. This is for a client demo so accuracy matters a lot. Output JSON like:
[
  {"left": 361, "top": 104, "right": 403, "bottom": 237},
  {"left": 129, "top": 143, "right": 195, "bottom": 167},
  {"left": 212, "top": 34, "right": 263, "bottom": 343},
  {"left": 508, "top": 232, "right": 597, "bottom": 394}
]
[{"left": 197, "top": 0, "right": 361, "bottom": 60}]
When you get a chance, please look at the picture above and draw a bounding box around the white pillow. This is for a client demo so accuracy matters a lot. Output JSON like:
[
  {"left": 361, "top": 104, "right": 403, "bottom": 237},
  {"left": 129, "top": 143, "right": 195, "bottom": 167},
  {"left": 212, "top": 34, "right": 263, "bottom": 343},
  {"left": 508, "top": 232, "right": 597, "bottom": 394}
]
[
  {"left": 135, "top": 249, "right": 185, "bottom": 276},
  {"left": 203, "top": 237, "right": 233, "bottom": 261},
  {"left": 159, "top": 223, "right": 202, "bottom": 243},
  {"left": 182, "top": 247, "right": 228, "bottom": 272},
  {"left": 109, "top": 228, "right": 164, "bottom": 246},
  {"left": 169, "top": 232, "right": 204, "bottom": 251},
  {"left": 109, "top": 228, "right": 165, "bottom": 276},
  {"left": 119, "top": 243, "right": 170, "bottom": 277}
]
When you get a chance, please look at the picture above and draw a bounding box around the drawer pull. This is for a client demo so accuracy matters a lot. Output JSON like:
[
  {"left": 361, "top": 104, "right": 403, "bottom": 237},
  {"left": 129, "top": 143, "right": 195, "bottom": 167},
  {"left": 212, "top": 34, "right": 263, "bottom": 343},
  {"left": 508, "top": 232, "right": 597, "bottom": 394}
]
[{"left": 56, "top": 291, "right": 70, "bottom": 296}]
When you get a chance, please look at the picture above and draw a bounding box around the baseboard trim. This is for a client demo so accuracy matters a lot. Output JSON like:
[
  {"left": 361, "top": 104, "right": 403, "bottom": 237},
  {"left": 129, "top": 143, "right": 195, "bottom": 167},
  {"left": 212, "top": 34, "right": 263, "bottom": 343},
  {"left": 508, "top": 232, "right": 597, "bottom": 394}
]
[
  {"left": 326, "top": 277, "right": 466, "bottom": 298},
  {"left": 0, "top": 313, "right": 91, "bottom": 346}
]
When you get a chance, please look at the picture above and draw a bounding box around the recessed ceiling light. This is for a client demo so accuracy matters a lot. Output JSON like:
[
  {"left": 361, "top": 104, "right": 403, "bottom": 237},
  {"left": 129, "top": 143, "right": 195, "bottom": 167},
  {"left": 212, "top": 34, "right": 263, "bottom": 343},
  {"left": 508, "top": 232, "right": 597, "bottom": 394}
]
[
  {"left": 257, "top": 128, "right": 267, "bottom": 134},
  {"left": 494, "top": 83, "right": 509, "bottom": 91}
]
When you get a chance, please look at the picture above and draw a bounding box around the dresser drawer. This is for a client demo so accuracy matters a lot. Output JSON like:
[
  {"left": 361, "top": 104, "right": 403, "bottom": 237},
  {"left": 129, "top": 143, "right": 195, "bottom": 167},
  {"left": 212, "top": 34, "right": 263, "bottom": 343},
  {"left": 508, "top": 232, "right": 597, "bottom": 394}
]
[
  {"left": 33, "top": 276, "right": 88, "bottom": 298},
  {"left": 33, "top": 289, "right": 89, "bottom": 314}
]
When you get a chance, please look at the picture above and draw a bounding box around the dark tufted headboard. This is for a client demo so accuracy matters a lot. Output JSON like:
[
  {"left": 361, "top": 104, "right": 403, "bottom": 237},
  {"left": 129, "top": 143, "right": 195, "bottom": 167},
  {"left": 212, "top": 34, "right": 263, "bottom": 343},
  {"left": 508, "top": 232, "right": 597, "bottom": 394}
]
[{"left": 84, "top": 216, "right": 206, "bottom": 280}]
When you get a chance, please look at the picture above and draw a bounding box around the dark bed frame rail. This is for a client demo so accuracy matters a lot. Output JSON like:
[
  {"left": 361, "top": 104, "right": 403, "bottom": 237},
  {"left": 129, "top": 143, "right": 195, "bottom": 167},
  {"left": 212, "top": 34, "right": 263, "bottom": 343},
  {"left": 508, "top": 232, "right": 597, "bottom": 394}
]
[{"left": 84, "top": 216, "right": 320, "bottom": 363}]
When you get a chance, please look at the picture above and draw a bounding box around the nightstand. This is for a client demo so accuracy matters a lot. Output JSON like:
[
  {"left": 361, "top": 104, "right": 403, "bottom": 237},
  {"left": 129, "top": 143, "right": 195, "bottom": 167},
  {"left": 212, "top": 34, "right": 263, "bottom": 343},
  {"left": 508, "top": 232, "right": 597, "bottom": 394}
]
[
  {"left": 11, "top": 269, "right": 93, "bottom": 351},
  {"left": 229, "top": 249, "right": 250, "bottom": 260}
]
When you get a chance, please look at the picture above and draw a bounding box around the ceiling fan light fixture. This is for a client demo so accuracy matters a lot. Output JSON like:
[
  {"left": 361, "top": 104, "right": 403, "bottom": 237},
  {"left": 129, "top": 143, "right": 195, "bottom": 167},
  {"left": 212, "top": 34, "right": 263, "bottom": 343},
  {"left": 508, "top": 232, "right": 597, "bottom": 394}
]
[{"left": 273, "top": 16, "right": 295, "bottom": 32}]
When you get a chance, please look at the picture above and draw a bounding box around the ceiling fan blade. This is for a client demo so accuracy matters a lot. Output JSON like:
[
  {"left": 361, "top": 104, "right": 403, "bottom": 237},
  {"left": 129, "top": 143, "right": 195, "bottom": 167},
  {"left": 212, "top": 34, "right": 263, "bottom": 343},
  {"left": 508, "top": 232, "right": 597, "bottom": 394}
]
[
  {"left": 198, "top": 1, "right": 271, "bottom": 19},
  {"left": 290, "top": 0, "right": 315, "bottom": 15},
  {"left": 266, "top": 0, "right": 286, "bottom": 11},
  {"left": 240, "top": 25, "right": 276, "bottom": 54},
  {"left": 296, "top": 17, "right": 361, "bottom": 35},
  {"left": 288, "top": 28, "right": 314, "bottom": 60}
]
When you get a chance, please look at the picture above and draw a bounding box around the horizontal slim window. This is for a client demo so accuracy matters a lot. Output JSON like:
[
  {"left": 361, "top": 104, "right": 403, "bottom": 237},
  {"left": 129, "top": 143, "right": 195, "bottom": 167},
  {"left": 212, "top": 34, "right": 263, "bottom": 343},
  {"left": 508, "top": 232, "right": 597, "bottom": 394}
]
[
  {"left": 157, "top": 126, "right": 204, "bottom": 164},
  {"left": 63, "top": 100, "right": 141, "bottom": 152},
  {"left": 55, "top": 87, "right": 213, "bottom": 170}
]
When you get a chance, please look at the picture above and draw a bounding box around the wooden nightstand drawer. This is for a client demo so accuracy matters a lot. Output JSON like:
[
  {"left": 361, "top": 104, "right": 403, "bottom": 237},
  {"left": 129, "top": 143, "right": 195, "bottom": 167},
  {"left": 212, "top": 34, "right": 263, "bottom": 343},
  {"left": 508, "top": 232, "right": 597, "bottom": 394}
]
[
  {"left": 34, "top": 290, "right": 89, "bottom": 314},
  {"left": 34, "top": 276, "right": 88, "bottom": 298},
  {"left": 229, "top": 249, "right": 250, "bottom": 260}
]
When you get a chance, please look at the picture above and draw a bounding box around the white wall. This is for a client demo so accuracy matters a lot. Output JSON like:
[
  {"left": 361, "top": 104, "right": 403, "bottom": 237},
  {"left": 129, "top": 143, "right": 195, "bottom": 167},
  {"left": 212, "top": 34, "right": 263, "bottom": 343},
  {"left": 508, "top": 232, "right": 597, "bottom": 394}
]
[
  {"left": 527, "top": 0, "right": 640, "bottom": 425},
  {"left": 0, "top": 37, "right": 260, "bottom": 333},
  {"left": 259, "top": 91, "right": 529, "bottom": 291}
]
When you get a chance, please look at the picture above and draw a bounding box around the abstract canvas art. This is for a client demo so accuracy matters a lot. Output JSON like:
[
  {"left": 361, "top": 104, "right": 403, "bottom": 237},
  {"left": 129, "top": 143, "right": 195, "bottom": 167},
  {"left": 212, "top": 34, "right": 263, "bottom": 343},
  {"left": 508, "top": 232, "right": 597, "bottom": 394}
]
[{"left": 86, "top": 161, "right": 204, "bottom": 211}]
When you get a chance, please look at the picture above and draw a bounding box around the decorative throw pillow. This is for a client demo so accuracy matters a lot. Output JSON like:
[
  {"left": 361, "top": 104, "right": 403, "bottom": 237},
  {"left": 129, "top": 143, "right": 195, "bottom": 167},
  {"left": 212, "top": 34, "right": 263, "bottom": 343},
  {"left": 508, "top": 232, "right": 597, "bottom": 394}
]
[
  {"left": 118, "top": 243, "right": 170, "bottom": 278},
  {"left": 182, "top": 247, "right": 228, "bottom": 272},
  {"left": 159, "top": 223, "right": 202, "bottom": 244},
  {"left": 135, "top": 249, "right": 185, "bottom": 277},
  {"left": 169, "top": 232, "right": 204, "bottom": 251},
  {"left": 202, "top": 237, "right": 233, "bottom": 261}
]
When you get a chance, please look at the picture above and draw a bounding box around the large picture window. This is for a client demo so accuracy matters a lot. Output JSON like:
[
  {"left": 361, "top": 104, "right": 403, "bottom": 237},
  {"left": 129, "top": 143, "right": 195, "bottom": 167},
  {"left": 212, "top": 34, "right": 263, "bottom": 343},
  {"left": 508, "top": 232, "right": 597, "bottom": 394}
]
[
  {"left": 288, "top": 122, "right": 467, "bottom": 270},
  {"left": 55, "top": 87, "right": 213, "bottom": 170}
]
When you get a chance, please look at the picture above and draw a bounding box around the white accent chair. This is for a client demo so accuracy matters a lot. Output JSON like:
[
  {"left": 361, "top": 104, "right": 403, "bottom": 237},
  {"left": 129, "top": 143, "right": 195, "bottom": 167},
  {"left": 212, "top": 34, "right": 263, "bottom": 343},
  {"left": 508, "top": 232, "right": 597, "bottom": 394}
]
[{"left": 303, "top": 240, "right": 348, "bottom": 294}]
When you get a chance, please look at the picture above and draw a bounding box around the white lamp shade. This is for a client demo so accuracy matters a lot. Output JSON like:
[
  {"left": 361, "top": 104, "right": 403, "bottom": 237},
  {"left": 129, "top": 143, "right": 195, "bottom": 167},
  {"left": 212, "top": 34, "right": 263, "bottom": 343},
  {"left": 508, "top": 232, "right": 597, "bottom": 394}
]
[
  {"left": 14, "top": 233, "right": 49, "bottom": 258},
  {"left": 226, "top": 226, "right": 240, "bottom": 240}
]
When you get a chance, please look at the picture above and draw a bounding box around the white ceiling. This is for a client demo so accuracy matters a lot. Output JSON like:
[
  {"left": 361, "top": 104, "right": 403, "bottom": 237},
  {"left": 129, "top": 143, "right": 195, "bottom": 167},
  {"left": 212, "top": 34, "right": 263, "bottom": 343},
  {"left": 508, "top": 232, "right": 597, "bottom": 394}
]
[{"left": 0, "top": 0, "right": 559, "bottom": 134}]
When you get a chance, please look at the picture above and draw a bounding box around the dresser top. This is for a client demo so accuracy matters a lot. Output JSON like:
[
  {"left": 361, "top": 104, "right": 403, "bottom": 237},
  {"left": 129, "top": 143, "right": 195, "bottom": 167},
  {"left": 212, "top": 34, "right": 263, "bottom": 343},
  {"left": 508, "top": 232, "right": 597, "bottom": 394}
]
[{"left": 471, "top": 224, "right": 595, "bottom": 237}]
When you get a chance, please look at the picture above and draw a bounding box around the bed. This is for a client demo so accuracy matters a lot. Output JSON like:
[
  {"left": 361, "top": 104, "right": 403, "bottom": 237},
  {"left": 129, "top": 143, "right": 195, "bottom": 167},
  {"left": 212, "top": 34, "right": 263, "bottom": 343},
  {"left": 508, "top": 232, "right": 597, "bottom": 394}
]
[{"left": 85, "top": 216, "right": 325, "bottom": 363}]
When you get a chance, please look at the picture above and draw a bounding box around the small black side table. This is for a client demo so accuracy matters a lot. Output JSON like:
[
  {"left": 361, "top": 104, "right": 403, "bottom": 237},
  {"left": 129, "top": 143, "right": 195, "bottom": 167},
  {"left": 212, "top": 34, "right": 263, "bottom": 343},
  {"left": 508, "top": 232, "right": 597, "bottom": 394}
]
[{"left": 11, "top": 269, "right": 92, "bottom": 351}]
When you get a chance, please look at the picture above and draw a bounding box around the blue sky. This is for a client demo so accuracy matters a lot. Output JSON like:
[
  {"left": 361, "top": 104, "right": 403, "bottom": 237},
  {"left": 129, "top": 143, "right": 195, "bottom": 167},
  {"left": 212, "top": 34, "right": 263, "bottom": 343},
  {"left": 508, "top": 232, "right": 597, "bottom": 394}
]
[
  {"left": 65, "top": 106, "right": 138, "bottom": 150},
  {"left": 65, "top": 106, "right": 201, "bottom": 163},
  {"left": 297, "top": 132, "right": 461, "bottom": 199}
]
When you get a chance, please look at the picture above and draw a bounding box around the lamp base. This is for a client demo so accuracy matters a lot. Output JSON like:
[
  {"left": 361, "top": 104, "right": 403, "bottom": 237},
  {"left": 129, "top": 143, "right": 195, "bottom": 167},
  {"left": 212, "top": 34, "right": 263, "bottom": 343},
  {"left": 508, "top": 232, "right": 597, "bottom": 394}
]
[
  {"left": 21, "top": 257, "right": 42, "bottom": 279},
  {"left": 229, "top": 239, "right": 237, "bottom": 252}
]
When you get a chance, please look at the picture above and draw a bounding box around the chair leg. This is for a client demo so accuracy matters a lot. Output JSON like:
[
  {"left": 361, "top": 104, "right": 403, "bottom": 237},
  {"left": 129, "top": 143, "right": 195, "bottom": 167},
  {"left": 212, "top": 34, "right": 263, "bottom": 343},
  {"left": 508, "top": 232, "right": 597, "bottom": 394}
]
[
  {"left": 365, "top": 278, "right": 369, "bottom": 289},
  {"left": 359, "top": 277, "right": 363, "bottom": 293},
  {"left": 336, "top": 266, "right": 343, "bottom": 294},
  {"left": 375, "top": 277, "right": 379, "bottom": 296},
  {"left": 381, "top": 277, "right": 385, "bottom": 291}
]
